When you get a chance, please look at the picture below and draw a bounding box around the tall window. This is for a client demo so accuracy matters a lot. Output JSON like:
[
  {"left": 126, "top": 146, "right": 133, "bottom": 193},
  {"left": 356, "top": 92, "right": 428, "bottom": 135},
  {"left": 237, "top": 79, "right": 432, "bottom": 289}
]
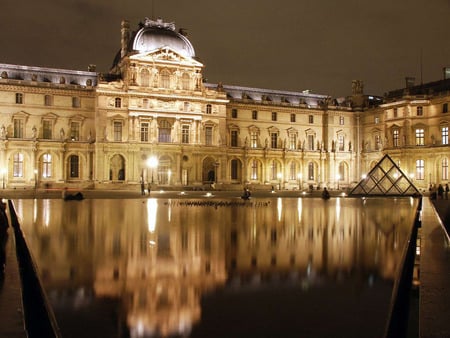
[
  {"left": 205, "top": 126, "right": 213, "bottom": 145},
  {"left": 252, "top": 110, "right": 258, "bottom": 120},
  {"left": 289, "top": 162, "right": 297, "bottom": 180},
  {"left": 271, "top": 112, "right": 277, "bottom": 121},
  {"left": 44, "top": 95, "right": 53, "bottom": 106},
  {"left": 307, "top": 134, "right": 314, "bottom": 151},
  {"left": 160, "top": 70, "right": 170, "bottom": 88},
  {"left": 231, "top": 159, "right": 239, "bottom": 180},
  {"left": 415, "top": 128, "right": 425, "bottom": 146},
  {"left": 69, "top": 155, "right": 79, "bottom": 178},
  {"left": 72, "top": 97, "right": 80, "bottom": 108},
  {"left": 42, "top": 153, "right": 52, "bottom": 178},
  {"left": 15, "top": 93, "right": 23, "bottom": 104},
  {"left": 338, "top": 135, "right": 344, "bottom": 151},
  {"left": 442, "top": 126, "right": 448, "bottom": 145},
  {"left": 181, "top": 73, "right": 190, "bottom": 90},
  {"left": 231, "top": 109, "right": 238, "bottom": 118},
  {"left": 140, "top": 122, "right": 149, "bottom": 142},
  {"left": 113, "top": 121, "right": 122, "bottom": 142},
  {"left": 250, "top": 131, "right": 258, "bottom": 148},
  {"left": 182, "top": 125, "right": 190, "bottom": 144},
  {"left": 140, "top": 69, "right": 150, "bottom": 86},
  {"left": 115, "top": 98, "right": 122, "bottom": 108},
  {"left": 251, "top": 160, "right": 258, "bottom": 180},
  {"left": 158, "top": 120, "right": 171, "bottom": 143},
  {"left": 339, "top": 116, "right": 344, "bottom": 125},
  {"left": 393, "top": 108, "right": 398, "bottom": 118},
  {"left": 308, "top": 162, "right": 314, "bottom": 180},
  {"left": 393, "top": 129, "right": 399, "bottom": 147},
  {"left": 271, "top": 133, "right": 278, "bottom": 149},
  {"left": 308, "top": 115, "right": 314, "bottom": 124},
  {"left": 417, "top": 106, "right": 423, "bottom": 116},
  {"left": 290, "top": 114, "right": 296, "bottom": 123},
  {"left": 415, "top": 159, "right": 424, "bottom": 180},
  {"left": 374, "top": 116, "right": 380, "bottom": 124},
  {"left": 231, "top": 130, "right": 238, "bottom": 147},
  {"left": 43, "top": 120, "right": 52, "bottom": 139},
  {"left": 442, "top": 158, "right": 449, "bottom": 181},
  {"left": 289, "top": 133, "right": 296, "bottom": 150},
  {"left": 70, "top": 122, "right": 80, "bottom": 141},
  {"left": 13, "top": 119, "right": 24, "bottom": 138},
  {"left": 184, "top": 102, "right": 190, "bottom": 111},
  {"left": 206, "top": 104, "right": 212, "bottom": 114},
  {"left": 443, "top": 103, "right": 448, "bottom": 113},
  {"left": 375, "top": 135, "right": 381, "bottom": 150},
  {"left": 13, "top": 153, "right": 24, "bottom": 177},
  {"left": 271, "top": 161, "right": 278, "bottom": 180}
]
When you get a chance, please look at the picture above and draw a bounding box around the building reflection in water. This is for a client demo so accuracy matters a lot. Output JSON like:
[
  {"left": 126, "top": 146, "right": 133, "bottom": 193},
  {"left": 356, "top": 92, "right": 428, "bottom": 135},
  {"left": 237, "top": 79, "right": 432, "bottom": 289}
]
[{"left": 14, "top": 197, "right": 418, "bottom": 338}]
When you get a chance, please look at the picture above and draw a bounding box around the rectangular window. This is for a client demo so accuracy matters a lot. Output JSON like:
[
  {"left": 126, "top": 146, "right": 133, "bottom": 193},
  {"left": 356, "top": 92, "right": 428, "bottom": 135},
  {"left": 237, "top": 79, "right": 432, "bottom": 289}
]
[
  {"left": 289, "top": 162, "right": 296, "bottom": 180},
  {"left": 393, "top": 108, "right": 398, "bottom": 118},
  {"left": 206, "top": 104, "right": 212, "bottom": 114},
  {"left": 42, "top": 153, "right": 52, "bottom": 178},
  {"left": 442, "top": 158, "right": 448, "bottom": 181},
  {"left": 43, "top": 120, "right": 52, "bottom": 139},
  {"left": 231, "top": 160, "right": 238, "bottom": 180},
  {"left": 271, "top": 161, "right": 278, "bottom": 180},
  {"left": 69, "top": 155, "right": 79, "bottom": 178},
  {"left": 272, "top": 112, "right": 277, "bottom": 121},
  {"left": 115, "top": 98, "right": 122, "bottom": 108},
  {"left": 442, "top": 126, "right": 448, "bottom": 145},
  {"left": 44, "top": 95, "right": 52, "bottom": 106},
  {"left": 231, "top": 130, "right": 238, "bottom": 147},
  {"left": 15, "top": 93, "right": 23, "bottom": 104},
  {"left": 415, "top": 128, "right": 425, "bottom": 146},
  {"left": 252, "top": 110, "right": 258, "bottom": 120},
  {"left": 140, "top": 122, "right": 149, "bottom": 142},
  {"left": 289, "top": 134, "right": 296, "bottom": 150},
  {"left": 393, "top": 130, "right": 399, "bottom": 147},
  {"left": 250, "top": 132, "right": 258, "bottom": 148},
  {"left": 290, "top": 114, "right": 296, "bottom": 123},
  {"left": 70, "top": 122, "right": 80, "bottom": 141},
  {"left": 417, "top": 106, "right": 423, "bottom": 116},
  {"left": 13, "top": 153, "right": 24, "bottom": 177},
  {"left": 181, "top": 125, "right": 189, "bottom": 144},
  {"left": 205, "top": 126, "right": 213, "bottom": 145},
  {"left": 307, "top": 135, "right": 314, "bottom": 150},
  {"left": 231, "top": 109, "right": 238, "bottom": 118},
  {"left": 271, "top": 133, "right": 278, "bottom": 149},
  {"left": 339, "top": 116, "right": 344, "bottom": 125},
  {"left": 13, "top": 119, "right": 24, "bottom": 138},
  {"left": 375, "top": 135, "right": 381, "bottom": 150},
  {"left": 251, "top": 160, "right": 258, "bottom": 180},
  {"left": 72, "top": 97, "right": 80, "bottom": 108},
  {"left": 338, "top": 135, "right": 344, "bottom": 151},
  {"left": 114, "top": 121, "right": 122, "bottom": 142},
  {"left": 443, "top": 103, "right": 448, "bottom": 113},
  {"left": 308, "top": 115, "right": 314, "bottom": 124},
  {"left": 416, "top": 159, "right": 424, "bottom": 180},
  {"left": 308, "top": 162, "right": 314, "bottom": 180},
  {"left": 374, "top": 116, "right": 380, "bottom": 124}
]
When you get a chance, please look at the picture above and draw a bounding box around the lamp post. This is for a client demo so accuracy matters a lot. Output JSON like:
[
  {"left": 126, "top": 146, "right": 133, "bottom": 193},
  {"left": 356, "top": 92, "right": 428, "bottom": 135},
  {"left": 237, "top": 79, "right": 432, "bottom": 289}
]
[
  {"left": 297, "top": 173, "right": 302, "bottom": 190},
  {"left": 147, "top": 156, "right": 158, "bottom": 183}
]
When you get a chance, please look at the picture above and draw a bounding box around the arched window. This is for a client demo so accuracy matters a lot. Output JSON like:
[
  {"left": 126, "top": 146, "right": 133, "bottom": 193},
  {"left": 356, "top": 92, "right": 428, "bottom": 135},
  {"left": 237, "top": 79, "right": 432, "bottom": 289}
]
[
  {"left": 69, "top": 155, "right": 79, "bottom": 178},
  {"left": 140, "top": 69, "right": 150, "bottom": 87},
  {"left": 13, "top": 153, "right": 24, "bottom": 177},
  {"left": 206, "top": 104, "right": 212, "bottom": 114},
  {"left": 271, "top": 160, "right": 279, "bottom": 180},
  {"left": 158, "top": 120, "right": 172, "bottom": 143},
  {"left": 42, "top": 153, "right": 52, "bottom": 178},
  {"left": 251, "top": 160, "right": 259, "bottom": 180},
  {"left": 289, "top": 162, "right": 297, "bottom": 180}
]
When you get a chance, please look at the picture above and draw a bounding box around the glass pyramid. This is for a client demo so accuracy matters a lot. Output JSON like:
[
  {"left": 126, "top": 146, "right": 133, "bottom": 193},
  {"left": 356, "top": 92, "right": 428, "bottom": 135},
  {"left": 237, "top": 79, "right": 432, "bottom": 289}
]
[{"left": 349, "top": 154, "right": 421, "bottom": 196}]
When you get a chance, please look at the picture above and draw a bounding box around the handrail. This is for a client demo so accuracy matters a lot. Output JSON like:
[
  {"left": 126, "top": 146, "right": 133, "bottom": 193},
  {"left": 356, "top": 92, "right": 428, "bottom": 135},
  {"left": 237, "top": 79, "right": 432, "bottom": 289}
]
[
  {"left": 7, "top": 200, "right": 62, "bottom": 338},
  {"left": 384, "top": 196, "right": 422, "bottom": 338}
]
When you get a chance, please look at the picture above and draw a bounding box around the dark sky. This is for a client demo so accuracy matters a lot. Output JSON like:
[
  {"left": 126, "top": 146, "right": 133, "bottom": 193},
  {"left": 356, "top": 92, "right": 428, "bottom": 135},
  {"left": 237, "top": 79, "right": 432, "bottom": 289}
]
[{"left": 1, "top": 0, "right": 450, "bottom": 97}]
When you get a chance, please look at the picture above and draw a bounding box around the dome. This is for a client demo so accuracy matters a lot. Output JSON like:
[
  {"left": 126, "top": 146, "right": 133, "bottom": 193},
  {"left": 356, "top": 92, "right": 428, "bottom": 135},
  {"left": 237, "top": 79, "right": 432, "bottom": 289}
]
[{"left": 132, "top": 18, "right": 195, "bottom": 58}]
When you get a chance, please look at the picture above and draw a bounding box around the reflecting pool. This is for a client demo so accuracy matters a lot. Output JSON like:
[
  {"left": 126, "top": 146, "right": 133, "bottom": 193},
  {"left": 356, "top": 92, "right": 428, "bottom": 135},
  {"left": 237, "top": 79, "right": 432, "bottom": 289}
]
[{"left": 14, "top": 197, "right": 418, "bottom": 338}]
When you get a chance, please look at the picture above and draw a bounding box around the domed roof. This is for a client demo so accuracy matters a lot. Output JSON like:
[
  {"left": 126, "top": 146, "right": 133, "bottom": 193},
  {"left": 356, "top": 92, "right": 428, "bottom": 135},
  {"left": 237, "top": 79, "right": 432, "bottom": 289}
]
[{"left": 132, "top": 18, "right": 195, "bottom": 58}]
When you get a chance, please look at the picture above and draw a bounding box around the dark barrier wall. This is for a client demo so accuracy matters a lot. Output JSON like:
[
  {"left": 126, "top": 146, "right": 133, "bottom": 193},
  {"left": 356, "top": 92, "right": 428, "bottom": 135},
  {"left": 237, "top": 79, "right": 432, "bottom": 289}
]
[{"left": 7, "top": 200, "right": 61, "bottom": 338}]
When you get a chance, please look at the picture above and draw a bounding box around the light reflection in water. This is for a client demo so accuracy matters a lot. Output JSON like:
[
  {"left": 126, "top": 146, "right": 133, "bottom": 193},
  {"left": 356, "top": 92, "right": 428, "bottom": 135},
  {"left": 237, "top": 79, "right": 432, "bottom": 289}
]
[{"left": 13, "top": 197, "right": 418, "bottom": 338}]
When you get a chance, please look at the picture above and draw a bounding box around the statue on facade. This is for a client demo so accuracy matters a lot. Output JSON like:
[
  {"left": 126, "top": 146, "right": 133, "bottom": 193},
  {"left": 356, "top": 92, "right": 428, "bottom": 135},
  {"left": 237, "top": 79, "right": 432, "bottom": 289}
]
[
  {"left": 31, "top": 126, "right": 37, "bottom": 139},
  {"left": 60, "top": 128, "right": 65, "bottom": 141},
  {"left": 0, "top": 125, "right": 5, "bottom": 139}
]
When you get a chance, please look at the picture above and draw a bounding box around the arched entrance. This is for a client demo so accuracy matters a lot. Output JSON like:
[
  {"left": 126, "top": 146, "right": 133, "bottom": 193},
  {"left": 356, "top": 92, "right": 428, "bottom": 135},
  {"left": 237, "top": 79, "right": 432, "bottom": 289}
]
[
  {"left": 203, "top": 157, "right": 217, "bottom": 183},
  {"left": 110, "top": 154, "right": 125, "bottom": 181}
]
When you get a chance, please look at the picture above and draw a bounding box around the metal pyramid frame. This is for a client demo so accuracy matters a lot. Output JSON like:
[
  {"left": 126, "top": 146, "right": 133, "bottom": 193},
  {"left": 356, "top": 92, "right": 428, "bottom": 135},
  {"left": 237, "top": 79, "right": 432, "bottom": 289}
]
[{"left": 349, "top": 154, "right": 421, "bottom": 196}]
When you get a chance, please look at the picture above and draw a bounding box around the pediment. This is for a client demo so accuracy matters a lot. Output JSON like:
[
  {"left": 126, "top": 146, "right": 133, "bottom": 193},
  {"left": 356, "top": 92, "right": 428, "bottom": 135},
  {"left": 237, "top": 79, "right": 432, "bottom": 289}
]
[{"left": 131, "top": 47, "right": 204, "bottom": 67}]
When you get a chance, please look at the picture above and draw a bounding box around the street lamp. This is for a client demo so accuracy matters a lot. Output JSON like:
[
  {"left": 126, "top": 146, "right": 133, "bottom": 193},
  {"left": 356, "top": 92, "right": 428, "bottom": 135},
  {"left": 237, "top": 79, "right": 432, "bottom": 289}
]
[
  {"left": 336, "top": 174, "right": 341, "bottom": 190},
  {"left": 297, "top": 173, "right": 302, "bottom": 190},
  {"left": 147, "top": 156, "right": 158, "bottom": 183}
]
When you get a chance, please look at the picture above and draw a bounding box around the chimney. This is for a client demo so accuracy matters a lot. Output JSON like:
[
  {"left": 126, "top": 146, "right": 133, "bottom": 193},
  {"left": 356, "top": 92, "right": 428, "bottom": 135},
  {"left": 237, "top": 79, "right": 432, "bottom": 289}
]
[{"left": 121, "top": 20, "right": 130, "bottom": 58}]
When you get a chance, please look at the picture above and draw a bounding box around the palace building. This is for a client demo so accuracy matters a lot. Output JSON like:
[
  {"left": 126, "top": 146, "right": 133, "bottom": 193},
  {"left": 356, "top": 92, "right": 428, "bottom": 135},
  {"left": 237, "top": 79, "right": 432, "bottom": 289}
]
[{"left": 0, "top": 17, "right": 448, "bottom": 192}]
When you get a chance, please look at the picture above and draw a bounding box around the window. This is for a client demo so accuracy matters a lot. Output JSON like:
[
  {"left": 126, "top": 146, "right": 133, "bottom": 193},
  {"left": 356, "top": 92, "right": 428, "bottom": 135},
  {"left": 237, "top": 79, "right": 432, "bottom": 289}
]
[
  {"left": 374, "top": 116, "right": 380, "bottom": 124},
  {"left": 417, "top": 106, "right": 423, "bottom": 116},
  {"left": 143, "top": 98, "right": 149, "bottom": 108},
  {"left": 182, "top": 125, "right": 190, "bottom": 144},
  {"left": 158, "top": 120, "right": 171, "bottom": 143},
  {"left": 115, "top": 98, "right": 122, "bottom": 108},
  {"left": 308, "top": 162, "right": 314, "bottom": 180},
  {"left": 375, "top": 135, "right": 381, "bottom": 150},
  {"left": 231, "top": 159, "right": 239, "bottom": 180},
  {"left": 43, "top": 120, "right": 52, "bottom": 139},
  {"left": 251, "top": 160, "right": 258, "bottom": 180},
  {"left": 140, "top": 122, "right": 149, "bottom": 142},
  {"left": 270, "top": 161, "right": 278, "bottom": 180},
  {"left": 338, "top": 135, "right": 344, "bottom": 151},
  {"left": 339, "top": 116, "right": 344, "bottom": 125},
  {"left": 393, "top": 129, "right": 399, "bottom": 147},
  {"left": 69, "top": 155, "right": 79, "bottom": 178},
  {"left": 72, "top": 97, "right": 80, "bottom": 108},
  {"left": 289, "top": 133, "right": 296, "bottom": 150},
  {"left": 205, "top": 126, "right": 213, "bottom": 145},
  {"left": 415, "top": 128, "right": 425, "bottom": 146},
  {"left": 308, "top": 115, "right": 314, "bottom": 124},
  {"left": 443, "top": 103, "right": 448, "bottom": 113},
  {"left": 393, "top": 108, "right": 398, "bottom": 118},
  {"left": 307, "top": 134, "right": 314, "bottom": 151},
  {"left": 271, "top": 133, "right": 278, "bottom": 148},
  {"left": 113, "top": 121, "right": 122, "bottom": 142},
  {"left": 184, "top": 102, "right": 190, "bottom": 111},
  {"left": 13, "top": 153, "right": 24, "bottom": 177},
  {"left": 231, "top": 130, "right": 238, "bottom": 147},
  {"left": 206, "top": 104, "right": 212, "bottom": 114},
  {"left": 250, "top": 131, "right": 258, "bottom": 148},
  {"left": 42, "top": 153, "right": 52, "bottom": 178},
  {"left": 415, "top": 159, "right": 424, "bottom": 180},
  {"left": 181, "top": 73, "right": 190, "bottom": 90},
  {"left": 140, "top": 69, "right": 150, "bottom": 87},
  {"left": 13, "top": 119, "right": 24, "bottom": 138},
  {"left": 442, "top": 126, "right": 448, "bottom": 145},
  {"left": 252, "top": 110, "right": 258, "bottom": 120},
  {"left": 272, "top": 112, "right": 277, "bottom": 121},
  {"left": 231, "top": 109, "right": 238, "bottom": 118},
  {"left": 290, "top": 114, "right": 296, "bottom": 123},
  {"left": 15, "top": 93, "right": 23, "bottom": 104},
  {"left": 289, "top": 162, "right": 297, "bottom": 180},
  {"left": 44, "top": 95, "right": 53, "bottom": 106},
  {"left": 160, "top": 70, "right": 170, "bottom": 88},
  {"left": 70, "top": 122, "right": 80, "bottom": 141},
  {"left": 442, "top": 158, "right": 449, "bottom": 181}
]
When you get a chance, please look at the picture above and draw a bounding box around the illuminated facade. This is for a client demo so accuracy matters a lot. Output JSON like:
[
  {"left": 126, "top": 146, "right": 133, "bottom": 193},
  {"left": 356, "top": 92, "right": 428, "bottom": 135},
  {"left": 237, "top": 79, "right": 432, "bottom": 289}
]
[{"left": 0, "top": 17, "right": 448, "bottom": 191}]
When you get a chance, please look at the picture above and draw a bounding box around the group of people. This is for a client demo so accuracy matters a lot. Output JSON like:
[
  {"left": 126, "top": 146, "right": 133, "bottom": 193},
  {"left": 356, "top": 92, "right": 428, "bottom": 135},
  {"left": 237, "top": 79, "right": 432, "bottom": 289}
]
[
  {"left": 430, "top": 183, "right": 450, "bottom": 200},
  {"left": 140, "top": 181, "right": 152, "bottom": 196}
]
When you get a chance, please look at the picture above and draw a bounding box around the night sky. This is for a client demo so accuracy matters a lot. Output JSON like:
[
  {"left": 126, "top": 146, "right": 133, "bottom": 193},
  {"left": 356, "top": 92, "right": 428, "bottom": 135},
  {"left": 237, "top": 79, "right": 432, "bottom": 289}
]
[{"left": 1, "top": 0, "right": 450, "bottom": 97}]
